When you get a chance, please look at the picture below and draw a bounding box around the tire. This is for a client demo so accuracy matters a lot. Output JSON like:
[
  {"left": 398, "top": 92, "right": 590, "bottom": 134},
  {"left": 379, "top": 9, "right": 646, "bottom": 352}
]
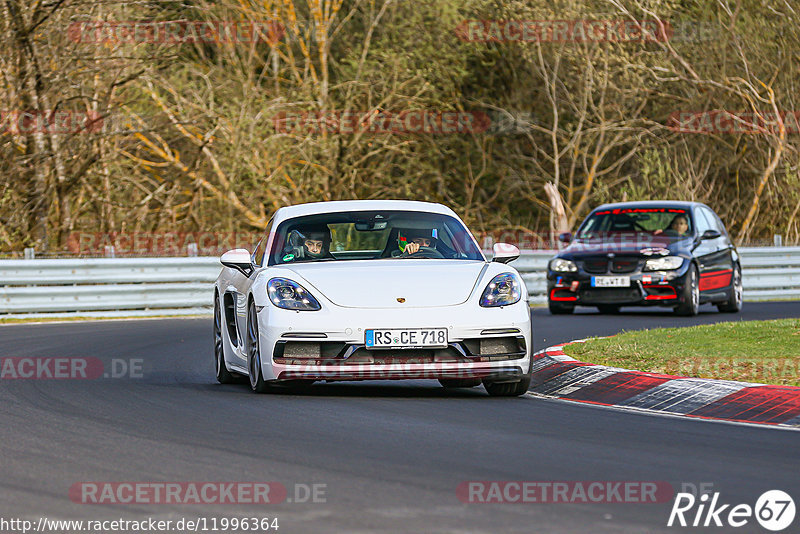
[
  {"left": 717, "top": 264, "right": 743, "bottom": 313},
  {"left": 246, "top": 301, "right": 269, "bottom": 393},
  {"left": 439, "top": 378, "right": 482, "bottom": 388},
  {"left": 214, "top": 295, "right": 236, "bottom": 384},
  {"left": 483, "top": 375, "right": 532, "bottom": 397},
  {"left": 674, "top": 264, "right": 699, "bottom": 316},
  {"left": 596, "top": 304, "right": 621, "bottom": 314},
  {"left": 548, "top": 301, "right": 574, "bottom": 315}
]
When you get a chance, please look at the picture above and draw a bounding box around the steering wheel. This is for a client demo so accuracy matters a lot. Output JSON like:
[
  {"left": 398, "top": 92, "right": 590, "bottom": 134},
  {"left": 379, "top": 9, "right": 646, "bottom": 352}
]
[{"left": 404, "top": 246, "right": 444, "bottom": 259}]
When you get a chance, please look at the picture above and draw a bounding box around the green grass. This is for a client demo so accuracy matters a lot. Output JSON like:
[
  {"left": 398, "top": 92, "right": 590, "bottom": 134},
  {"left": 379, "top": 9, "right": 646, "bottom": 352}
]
[{"left": 563, "top": 319, "right": 800, "bottom": 386}]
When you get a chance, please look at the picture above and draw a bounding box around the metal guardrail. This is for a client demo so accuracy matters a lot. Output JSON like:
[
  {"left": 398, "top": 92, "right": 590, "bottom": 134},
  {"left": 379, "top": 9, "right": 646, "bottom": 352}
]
[
  {"left": 0, "top": 258, "right": 217, "bottom": 318},
  {"left": 517, "top": 247, "right": 800, "bottom": 303},
  {"left": 1, "top": 248, "right": 798, "bottom": 317}
]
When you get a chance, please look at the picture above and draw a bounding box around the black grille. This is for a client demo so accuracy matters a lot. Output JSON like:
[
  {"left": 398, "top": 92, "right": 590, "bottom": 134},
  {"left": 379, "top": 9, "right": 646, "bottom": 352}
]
[
  {"left": 462, "top": 336, "right": 526, "bottom": 356},
  {"left": 611, "top": 258, "right": 640, "bottom": 273},
  {"left": 582, "top": 259, "right": 608, "bottom": 274},
  {"left": 346, "top": 346, "right": 464, "bottom": 362},
  {"left": 273, "top": 341, "right": 348, "bottom": 360},
  {"left": 579, "top": 287, "right": 641, "bottom": 303}
]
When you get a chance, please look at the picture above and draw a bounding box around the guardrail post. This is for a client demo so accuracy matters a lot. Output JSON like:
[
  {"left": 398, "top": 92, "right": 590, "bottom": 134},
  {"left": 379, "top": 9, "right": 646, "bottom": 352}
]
[
  {"left": 23, "top": 248, "right": 35, "bottom": 259},
  {"left": 774, "top": 234, "right": 783, "bottom": 247}
]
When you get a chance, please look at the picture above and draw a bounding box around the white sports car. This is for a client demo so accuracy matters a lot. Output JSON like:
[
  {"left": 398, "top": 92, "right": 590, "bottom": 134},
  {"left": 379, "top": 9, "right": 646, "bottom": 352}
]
[{"left": 213, "top": 200, "right": 532, "bottom": 396}]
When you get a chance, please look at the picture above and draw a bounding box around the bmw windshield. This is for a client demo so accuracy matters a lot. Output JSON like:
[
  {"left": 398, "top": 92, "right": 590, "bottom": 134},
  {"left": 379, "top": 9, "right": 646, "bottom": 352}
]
[
  {"left": 268, "top": 210, "right": 484, "bottom": 265},
  {"left": 577, "top": 207, "right": 694, "bottom": 241}
]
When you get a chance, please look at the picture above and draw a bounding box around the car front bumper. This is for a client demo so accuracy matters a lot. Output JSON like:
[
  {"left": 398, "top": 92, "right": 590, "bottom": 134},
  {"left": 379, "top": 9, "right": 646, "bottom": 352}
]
[
  {"left": 258, "top": 302, "right": 532, "bottom": 382},
  {"left": 547, "top": 265, "right": 691, "bottom": 307}
]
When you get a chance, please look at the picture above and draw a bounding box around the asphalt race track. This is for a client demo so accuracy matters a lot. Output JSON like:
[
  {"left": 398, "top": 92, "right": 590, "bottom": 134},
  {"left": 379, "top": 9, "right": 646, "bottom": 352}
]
[{"left": 1, "top": 302, "right": 800, "bottom": 533}]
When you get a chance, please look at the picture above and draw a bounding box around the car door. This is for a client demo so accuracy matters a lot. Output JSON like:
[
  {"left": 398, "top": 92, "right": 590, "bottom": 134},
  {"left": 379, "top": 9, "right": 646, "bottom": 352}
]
[
  {"left": 230, "top": 217, "right": 276, "bottom": 359},
  {"left": 225, "top": 236, "right": 263, "bottom": 361},
  {"left": 694, "top": 207, "right": 732, "bottom": 293},
  {"left": 708, "top": 207, "right": 738, "bottom": 285}
]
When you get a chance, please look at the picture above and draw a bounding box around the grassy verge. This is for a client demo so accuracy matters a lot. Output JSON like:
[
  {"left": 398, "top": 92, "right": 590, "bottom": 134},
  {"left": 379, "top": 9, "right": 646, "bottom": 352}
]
[{"left": 563, "top": 319, "right": 800, "bottom": 387}]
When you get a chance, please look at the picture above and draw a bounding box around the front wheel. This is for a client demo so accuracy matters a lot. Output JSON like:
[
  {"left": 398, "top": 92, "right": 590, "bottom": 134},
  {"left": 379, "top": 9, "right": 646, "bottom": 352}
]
[
  {"left": 717, "top": 264, "right": 743, "bottom": 313},
  {"left": 214, "top": 295, "right": 235, "bottom": 384},
  {"left": 483, "top": 375, "right": 532, "bottom": 397},
  {"left": 247, "top": 301, "right": 269, "bottom": 393},
  {"left": 674, "top": 264, "right": 699, "bottom": 316}
]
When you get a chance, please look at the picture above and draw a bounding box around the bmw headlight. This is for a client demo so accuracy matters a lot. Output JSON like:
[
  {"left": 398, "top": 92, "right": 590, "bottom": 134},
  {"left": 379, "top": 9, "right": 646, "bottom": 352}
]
[
  {"left": 267, "top": 278, "right": 321, "bottom": 311},
  {"left": 643, "top": 256, "right": 684, "bottom": 271},
  {"left": 549, "top": 258, "right": 577, "bottom": 272},
  {"left": 480, "top": 273, "right": 522, "bottom": 308}
]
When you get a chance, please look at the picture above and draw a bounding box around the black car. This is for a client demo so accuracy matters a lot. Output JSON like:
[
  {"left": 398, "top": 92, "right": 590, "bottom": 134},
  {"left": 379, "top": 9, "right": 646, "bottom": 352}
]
[{"left": 546, "top": 201, "right": 742, "bottom": 316}]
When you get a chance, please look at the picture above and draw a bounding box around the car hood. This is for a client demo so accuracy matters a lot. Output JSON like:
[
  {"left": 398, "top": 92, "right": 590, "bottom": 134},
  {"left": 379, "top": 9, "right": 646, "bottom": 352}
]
[
  {"left": 560, "top": 236, "right": 692, "bottom": 259},
  {"left": 277, "top": 260, "right": 488, "bottom": 308}
]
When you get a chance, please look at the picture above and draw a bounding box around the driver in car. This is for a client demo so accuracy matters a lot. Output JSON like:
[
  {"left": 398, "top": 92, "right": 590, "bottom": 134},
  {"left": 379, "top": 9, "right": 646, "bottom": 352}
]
[
  {"left": 393, "top": 228, "right": 445, "bottom": 257},
  {"left": 654, "top": 214, "right": 691, "bottom": 237},
  {"left": 283, "top": 226, "right": 332, "bottom": 262}
]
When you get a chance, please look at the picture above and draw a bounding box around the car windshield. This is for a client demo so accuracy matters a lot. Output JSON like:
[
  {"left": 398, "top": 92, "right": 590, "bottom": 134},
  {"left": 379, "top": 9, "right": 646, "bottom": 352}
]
[
  {"left": 268, "top": 210, "right": 484, "bottom": 265},
  {"left": 576, "top": 207, "right": 694, "bottom": 240}
]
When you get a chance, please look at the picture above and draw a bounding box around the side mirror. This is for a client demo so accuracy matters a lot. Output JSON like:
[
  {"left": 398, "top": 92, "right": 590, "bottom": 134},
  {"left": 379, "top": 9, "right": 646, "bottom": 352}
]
[
  {"left": 701, "top": 229, "right": 721, "bottom": 240},
  {"left": 221, "top": 248, "right": 254, "bottom": 276},
  {"left": 492, "top": 243, "right": 520, "bottom": 264},
  {"left": 558, "top": 232, "right": 573, "bottom": 244}
]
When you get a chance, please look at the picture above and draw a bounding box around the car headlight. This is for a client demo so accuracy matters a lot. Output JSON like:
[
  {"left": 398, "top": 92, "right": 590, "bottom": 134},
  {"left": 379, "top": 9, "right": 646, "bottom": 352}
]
[
  {"left": 643, "top": 256, "right": 684, "bottom": 271},
  {"left": 267, "top": 278, "right": 321, "bottom": 311},
  {"left": 480, "top": 273, "right": 522, "bottom": 307},
  {"left": 549, "top": 258, "right": 577, "bottom": 272}
]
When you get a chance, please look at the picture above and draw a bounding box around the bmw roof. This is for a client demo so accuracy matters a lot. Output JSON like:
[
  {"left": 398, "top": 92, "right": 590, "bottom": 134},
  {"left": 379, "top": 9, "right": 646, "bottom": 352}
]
[{"left": 590, "top": 200, "right": 710, "bottom": 211}]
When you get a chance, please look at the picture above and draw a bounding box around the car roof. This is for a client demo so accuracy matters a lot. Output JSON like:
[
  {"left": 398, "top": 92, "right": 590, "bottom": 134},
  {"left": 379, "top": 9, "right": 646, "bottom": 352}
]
[
  {"left": 274, "top": 199, "right": 457, "bottom": 221},
  {"left": 262, "top": 200, "right": 473, "bottom": 261},
  {"left": 591, "top": 200, "right": 709, "bottom": 212}
]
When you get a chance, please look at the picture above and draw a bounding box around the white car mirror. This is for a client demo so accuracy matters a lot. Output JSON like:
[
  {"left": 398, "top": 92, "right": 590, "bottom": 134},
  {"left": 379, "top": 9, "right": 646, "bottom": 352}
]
[
  {"left": 492, "top": 243, "right": 520, "bottom": 264},
  {"left": 221, "top": 248, "right": 254, "bottom": 276}
]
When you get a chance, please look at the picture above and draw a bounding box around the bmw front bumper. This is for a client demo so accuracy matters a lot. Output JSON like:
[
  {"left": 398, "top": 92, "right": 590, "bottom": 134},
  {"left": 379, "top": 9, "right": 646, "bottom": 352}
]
[{"left": 547, "top": 263, "right": 691, "bottom": 308}]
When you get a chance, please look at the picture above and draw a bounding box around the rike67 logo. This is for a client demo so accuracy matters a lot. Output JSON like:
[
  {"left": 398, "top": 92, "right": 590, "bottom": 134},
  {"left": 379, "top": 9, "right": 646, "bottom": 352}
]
[{"left": 668, "top": 489, "right": 795, "bottom": 531}]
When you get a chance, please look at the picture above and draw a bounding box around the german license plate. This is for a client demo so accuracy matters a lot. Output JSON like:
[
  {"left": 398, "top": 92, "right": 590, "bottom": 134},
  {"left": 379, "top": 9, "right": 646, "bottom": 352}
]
[
  {"left": 591, "top": 276, "right": 630, "bottom": 288},
  {"left": 365, "top": 328, "right": 448, "bottom": 349}
]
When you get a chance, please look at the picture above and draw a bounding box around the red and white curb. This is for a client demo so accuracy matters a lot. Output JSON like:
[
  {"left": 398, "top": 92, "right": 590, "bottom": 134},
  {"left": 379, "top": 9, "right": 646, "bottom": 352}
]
[{"left": 528, "top": 341, "right": 800, "bottom": 429}]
